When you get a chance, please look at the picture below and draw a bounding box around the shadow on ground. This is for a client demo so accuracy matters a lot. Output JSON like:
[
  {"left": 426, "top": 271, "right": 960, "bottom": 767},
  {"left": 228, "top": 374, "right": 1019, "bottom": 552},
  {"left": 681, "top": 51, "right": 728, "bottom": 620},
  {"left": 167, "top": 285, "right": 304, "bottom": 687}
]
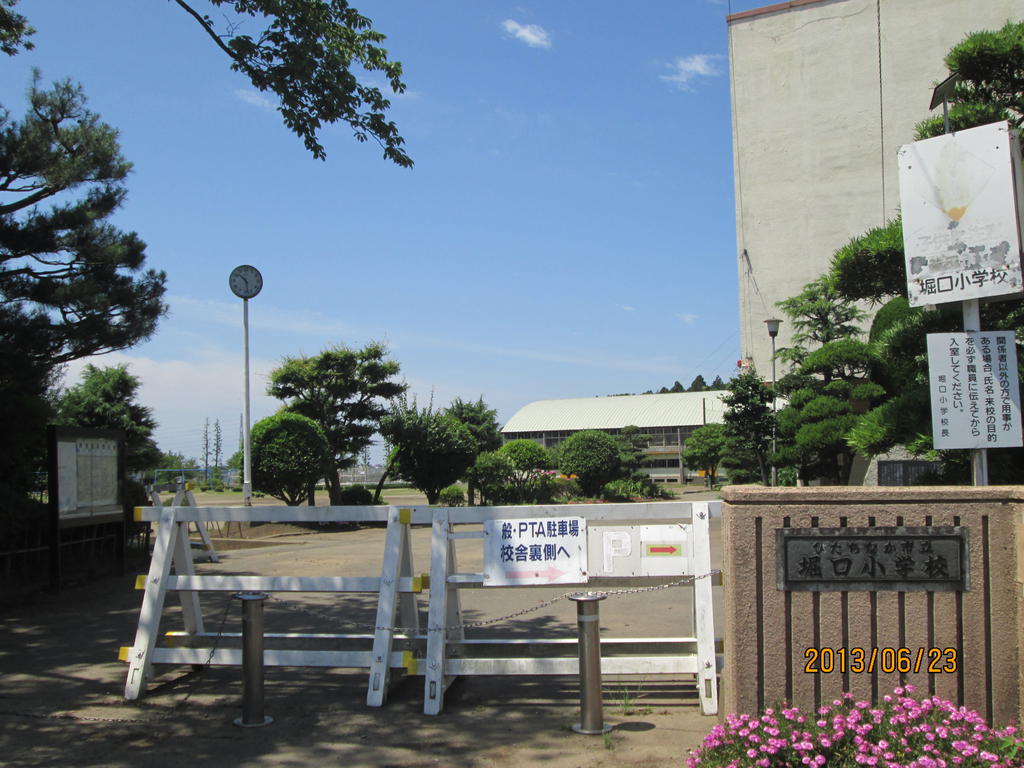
[{"left": 1, "top": 532, "right": 718, "bottom": 768}]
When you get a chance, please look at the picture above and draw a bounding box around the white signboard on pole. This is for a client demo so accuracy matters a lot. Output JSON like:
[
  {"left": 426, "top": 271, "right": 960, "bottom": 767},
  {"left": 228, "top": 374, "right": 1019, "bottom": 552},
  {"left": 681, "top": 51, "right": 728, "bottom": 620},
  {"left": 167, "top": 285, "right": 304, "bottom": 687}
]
[
  {"left": 927, "top": 331, "right": 1022, "bottom": 449},
  {"left": 587, "top": 524, "right": 689, "bottom": 578},
  {"left": 483, "top": 517, "right": 587, "bottom": 586},
  {"left": 898, "top": 121, "right": 1024, "bottom": 307}
]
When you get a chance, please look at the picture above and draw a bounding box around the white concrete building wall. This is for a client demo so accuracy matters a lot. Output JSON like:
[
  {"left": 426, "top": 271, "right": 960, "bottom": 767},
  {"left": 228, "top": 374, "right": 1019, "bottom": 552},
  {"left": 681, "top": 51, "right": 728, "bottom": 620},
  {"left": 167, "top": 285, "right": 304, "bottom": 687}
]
[{"left": 730, "top": 0, "right": 1023, "bottom": 376}]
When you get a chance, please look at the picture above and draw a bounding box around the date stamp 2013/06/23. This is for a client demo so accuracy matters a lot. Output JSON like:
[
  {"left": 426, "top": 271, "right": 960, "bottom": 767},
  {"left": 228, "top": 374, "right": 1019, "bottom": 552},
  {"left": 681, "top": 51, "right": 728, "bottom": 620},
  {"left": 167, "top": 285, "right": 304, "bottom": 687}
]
[{"left": 803, "top": 647, "right": 958, "bottom": 675}]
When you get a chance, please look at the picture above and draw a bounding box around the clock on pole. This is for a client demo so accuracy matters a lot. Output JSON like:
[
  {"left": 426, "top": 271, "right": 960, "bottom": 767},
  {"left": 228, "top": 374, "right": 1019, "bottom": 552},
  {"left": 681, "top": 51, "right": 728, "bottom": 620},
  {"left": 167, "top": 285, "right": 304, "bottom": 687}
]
[
  {"left": 229, "top": 264, "right": 263, "bottom": 299},
  {"left": 229, "top": 264, "right": 262, "bottom": 506}
]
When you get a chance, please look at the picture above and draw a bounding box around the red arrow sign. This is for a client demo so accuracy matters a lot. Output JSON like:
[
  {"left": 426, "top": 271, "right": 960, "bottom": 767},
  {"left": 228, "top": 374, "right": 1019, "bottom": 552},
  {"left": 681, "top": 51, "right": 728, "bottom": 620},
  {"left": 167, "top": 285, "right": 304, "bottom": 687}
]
[
  {"left": 649, "top": 546, "right": 677, "bottom": 554},
  {"left": 505, "top": 565, "right": 566, "bottom": 582}
]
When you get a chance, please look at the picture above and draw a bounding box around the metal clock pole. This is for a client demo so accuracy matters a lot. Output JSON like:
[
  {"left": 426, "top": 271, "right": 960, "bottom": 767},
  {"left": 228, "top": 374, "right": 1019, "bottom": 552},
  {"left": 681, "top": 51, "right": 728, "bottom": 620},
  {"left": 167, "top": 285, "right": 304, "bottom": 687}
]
[
  {"left": 242, "top": 296, "right": 253, "bottom": 506},
  {"left": 229, "top": 265, "right": 263, "bottom": 506}
]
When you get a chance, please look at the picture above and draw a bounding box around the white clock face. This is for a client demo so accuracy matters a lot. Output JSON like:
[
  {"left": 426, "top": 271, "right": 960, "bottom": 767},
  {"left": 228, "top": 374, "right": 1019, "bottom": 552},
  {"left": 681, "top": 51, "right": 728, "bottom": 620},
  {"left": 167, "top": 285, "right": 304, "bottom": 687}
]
[{"left": 229, "top": 265, "right": 263, "bottom": 299}]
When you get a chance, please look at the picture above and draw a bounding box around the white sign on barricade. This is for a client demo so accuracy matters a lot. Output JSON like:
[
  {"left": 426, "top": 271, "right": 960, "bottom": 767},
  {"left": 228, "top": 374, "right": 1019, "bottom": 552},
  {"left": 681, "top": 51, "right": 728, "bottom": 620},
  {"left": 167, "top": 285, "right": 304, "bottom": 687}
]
[
  {"left": 587, "top": 524, "right": 689, "bottom": 578},
  {"left": 121, "top": 501, "right": 720, "bottom": 718},
  {"left": 482, "top": 516, "right": 587, "bottom": 585}
]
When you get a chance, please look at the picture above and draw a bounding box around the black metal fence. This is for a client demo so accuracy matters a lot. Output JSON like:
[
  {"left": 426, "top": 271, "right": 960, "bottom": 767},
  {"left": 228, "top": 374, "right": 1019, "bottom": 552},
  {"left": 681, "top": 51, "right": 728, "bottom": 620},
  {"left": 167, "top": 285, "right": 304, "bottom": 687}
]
[{"left": 877, "top": 459, "right": 940, "bottom": 486}]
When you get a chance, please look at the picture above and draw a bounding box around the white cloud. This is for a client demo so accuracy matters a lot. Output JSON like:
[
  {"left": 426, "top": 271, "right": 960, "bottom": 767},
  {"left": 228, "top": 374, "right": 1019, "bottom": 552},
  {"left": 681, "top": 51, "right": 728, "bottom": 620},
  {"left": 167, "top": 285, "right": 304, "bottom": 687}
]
[
  {"left": 677, "top": 313, "right": 698, "bottom": 324},
  {"left": 620, "top": 304, "right": 636, "bottom": 312},
  {"left": 501, "top": 19, "right": 552, "bottom": 49},
  {"left": 169, "top": 295, "right": 355, "bottom": 338},
  {"left": 234, "top": 89, "right": 276, "bottom": 110},
  {"left": 660, "top": 54, "right": 723, "bottom": 91}
]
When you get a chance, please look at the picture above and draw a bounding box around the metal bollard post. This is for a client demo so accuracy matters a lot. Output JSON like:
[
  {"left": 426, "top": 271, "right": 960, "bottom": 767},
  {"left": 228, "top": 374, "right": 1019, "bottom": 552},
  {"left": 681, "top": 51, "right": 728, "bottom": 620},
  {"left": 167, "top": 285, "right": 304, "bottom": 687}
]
[
  {"left": 569, "top": 592, "right": 612, "bottom": 735},
  {"left": 233, "top": 592, "right": 273, "bottom": 727}
]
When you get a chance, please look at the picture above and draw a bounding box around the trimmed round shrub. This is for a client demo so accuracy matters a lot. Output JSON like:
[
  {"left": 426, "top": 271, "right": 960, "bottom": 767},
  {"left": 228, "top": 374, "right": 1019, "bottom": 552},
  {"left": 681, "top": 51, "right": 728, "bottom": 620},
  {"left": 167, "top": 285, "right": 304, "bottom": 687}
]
[
  {"left": 498, "top": 439, "right": 549, "bottom": 470},
  {"left": 251, "top": 412, "right": 329, "bottom": 506},
  {"left": 436, "top": 485, "right": 465, "bottom": 506},
  {"left": 338, "top": 483, "right": 374, "bottom": 505},
  {"left": 556, "top": 430, "right": 622, "bottom": 497}
]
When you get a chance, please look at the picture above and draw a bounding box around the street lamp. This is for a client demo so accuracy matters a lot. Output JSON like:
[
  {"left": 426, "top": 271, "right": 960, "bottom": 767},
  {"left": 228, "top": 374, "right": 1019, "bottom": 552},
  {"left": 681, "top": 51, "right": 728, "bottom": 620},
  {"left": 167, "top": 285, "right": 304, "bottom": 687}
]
[{"left": 764, "top": 318, "right": 782, "bottom": 486}]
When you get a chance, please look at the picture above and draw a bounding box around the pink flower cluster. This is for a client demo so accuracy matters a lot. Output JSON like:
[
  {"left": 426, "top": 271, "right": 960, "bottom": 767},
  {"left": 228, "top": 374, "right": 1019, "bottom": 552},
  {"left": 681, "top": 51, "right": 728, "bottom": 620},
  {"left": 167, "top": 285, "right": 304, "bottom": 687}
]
[{"left": 687, "top": 686, "right": 1023, "bottom": 768}]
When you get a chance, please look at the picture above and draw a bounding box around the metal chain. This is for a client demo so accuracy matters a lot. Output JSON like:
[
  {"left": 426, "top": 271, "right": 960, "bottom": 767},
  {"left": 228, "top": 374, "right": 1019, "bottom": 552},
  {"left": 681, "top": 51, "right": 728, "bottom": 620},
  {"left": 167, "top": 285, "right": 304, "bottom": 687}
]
[
  {"left": 268, "top": 569, "right": 721, "bottom": 635},
  {"left": 175, "top": 594, "right": 234, "bottom": 706},
  {"left": 0, "top": 571, "right": 719, "bottom": 726}
]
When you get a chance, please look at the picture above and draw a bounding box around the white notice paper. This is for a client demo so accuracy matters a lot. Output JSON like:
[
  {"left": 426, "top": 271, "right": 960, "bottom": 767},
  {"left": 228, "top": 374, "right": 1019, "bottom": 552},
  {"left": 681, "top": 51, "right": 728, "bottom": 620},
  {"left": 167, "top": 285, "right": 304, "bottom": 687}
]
[{"left": 927, "top": 331, "right": 1022, "bottom": 449}]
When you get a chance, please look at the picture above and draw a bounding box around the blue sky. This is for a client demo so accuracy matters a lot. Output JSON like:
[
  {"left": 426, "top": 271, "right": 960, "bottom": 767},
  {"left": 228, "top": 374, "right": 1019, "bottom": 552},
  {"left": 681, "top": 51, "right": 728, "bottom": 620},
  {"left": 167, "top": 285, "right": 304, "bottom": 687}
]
[{"left": 4, "top": 0, "right": 769, "bottom": 463}]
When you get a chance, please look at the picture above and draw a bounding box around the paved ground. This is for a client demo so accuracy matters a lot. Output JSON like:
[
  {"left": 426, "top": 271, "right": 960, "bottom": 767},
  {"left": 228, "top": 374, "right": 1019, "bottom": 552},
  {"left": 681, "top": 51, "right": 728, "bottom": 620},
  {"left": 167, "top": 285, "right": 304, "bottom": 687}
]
[{"left": 1, "top": 494, "right": 724, "bottom": 768}]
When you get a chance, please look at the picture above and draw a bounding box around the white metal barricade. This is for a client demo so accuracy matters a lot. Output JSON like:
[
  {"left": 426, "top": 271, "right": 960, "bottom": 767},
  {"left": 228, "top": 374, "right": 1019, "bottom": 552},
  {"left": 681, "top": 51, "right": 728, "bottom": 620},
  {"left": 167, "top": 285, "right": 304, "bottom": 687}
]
[
  {"left": 120, "top": 504, "right": 430, "bottom": 701},
  {"left": 416, "top": 501, "right": 719, "bottom": 716},
  {"left": 120, "top": 501, "right": 720, "bottom": 715},
  {"left": 147, "top": 481, "right": 219, "bottom": 562}
]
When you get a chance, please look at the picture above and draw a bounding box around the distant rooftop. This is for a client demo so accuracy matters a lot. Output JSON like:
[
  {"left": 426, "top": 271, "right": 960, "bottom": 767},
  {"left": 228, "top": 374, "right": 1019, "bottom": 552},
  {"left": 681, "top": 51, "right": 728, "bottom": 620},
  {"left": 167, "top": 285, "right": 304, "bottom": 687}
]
[
  {"left": 727, "top": 0, "right": 830, "bottom": 24},
  {"left": 502, "top": 391, "right": 728, "bottom": 433}
]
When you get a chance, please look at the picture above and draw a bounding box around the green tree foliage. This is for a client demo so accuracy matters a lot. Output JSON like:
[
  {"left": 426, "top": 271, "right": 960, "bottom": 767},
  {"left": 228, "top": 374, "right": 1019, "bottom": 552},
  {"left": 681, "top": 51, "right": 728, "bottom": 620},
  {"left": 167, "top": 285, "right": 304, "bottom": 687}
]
[
  {"left": 268, "top": 342, "right": 405, "bottom": 504},
  {"left": 719, "top": 436, "right": 765, "bottom": 485},
  {"left": 774, "top": 279, "right": 886, "bottom": 484},
  {"left": 57, "top": 364, "right": 161, "bottom": 473},
  {"left": 615, "top": 425, "right": 652, "bottom": 479},
  {"left": 445, "top": 397, "right": 502, "bottom": 453},
  {"left": 823, "top": 22, "right": 1024, "bottom": 482},
  {"left": 556, "top": 430, "right": 622, "bottom": 498},
  {"left": 710, "top": 375, "right": 726, "bottom": 389},
  {"left": 186, "top": 0, "right": 412, "bottom": 164},
  {"left": 464, "top": 451, "right": 515, "bottom": 505},
  {"left": 250, "top": 412, "right": 329, "bottom": 506},
  {"left": 1, "top": 76, "right": 167, "bottom": 369},
  {"left": 682, "top": 423, "right": 727, "bottom": 485},
  {"left": 497, "top": 439, "right": 553, "bottom": 504},
  {"left": 446, "top": 396, "right": 502, "bottom": 505},
  {"left": 0, "top": 76, "right": 167, "bottom": 494},
  {"left": 5, "top": 0, "right": 411, "bottom": 165},
  {"left": 380, "top": 398, "right": 477, "bottom": 504},
  {"left": 436, "top": 485, "right": 465, "bottom": 507},
  {"left": 687, "top": 375, "right": 708, "bottom": 392},
  {"left": 158, "top": 451, "right": 200, "bottom": 470},
  {"left": 0, "top": 0, "right": 32, "bottom": 55},
  {"left": 776, "top": 340, "right": 885, "bottom": 485},
  {"left": 721, "top": 370, "right": 774, "bottom": 486},
  {"left": 829, "top": 218, "right": 907, "bottom": 304},
  {"left": 914, "top": 20, "right": 1024, "bottom": 139},
  {"left": 775, "top": 277, "right": 865, "bottom": 367},
  {"left": 0, "top": 357, "right": 57, "bottom": 494}
]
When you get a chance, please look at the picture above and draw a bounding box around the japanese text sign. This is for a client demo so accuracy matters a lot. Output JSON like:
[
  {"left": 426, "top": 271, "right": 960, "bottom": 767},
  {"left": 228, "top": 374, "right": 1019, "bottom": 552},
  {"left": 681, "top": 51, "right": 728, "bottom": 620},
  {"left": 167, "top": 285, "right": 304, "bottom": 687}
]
[
  {"left": 777, "top": 527, "right": 969, "bottom": 592},
  {"left": 927, "top": 332, "right": 1022, "bottom": 449},
  {"left": 898, "top": 121, "right": 1024, "bottom": 307},
  {"left": 483, "top": 517, "right": 587, "bottom": 586}
]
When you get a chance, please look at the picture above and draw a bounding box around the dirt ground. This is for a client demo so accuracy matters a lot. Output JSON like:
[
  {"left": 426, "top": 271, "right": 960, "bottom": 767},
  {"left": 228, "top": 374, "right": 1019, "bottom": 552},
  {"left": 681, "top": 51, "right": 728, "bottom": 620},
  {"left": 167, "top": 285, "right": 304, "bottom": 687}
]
[{"left": 1, "top": 492, "right": 724, "bottom": 768}]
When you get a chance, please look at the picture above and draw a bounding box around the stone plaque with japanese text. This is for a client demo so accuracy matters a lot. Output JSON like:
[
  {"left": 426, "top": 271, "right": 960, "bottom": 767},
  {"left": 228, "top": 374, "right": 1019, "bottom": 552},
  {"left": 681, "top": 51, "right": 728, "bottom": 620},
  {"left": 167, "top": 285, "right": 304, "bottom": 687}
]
[{"left": 777, "top": 527, "right": 969, "bottom": 592}]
